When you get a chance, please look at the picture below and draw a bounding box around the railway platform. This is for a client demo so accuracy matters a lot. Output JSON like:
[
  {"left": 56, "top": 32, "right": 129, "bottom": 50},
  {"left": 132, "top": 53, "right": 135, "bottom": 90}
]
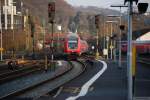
[
  {"left": 52, "top": 58, "right": 150, "bottom": 100},
  {"left": 51, "top": 60, "right": 127, "bottom": 100}
]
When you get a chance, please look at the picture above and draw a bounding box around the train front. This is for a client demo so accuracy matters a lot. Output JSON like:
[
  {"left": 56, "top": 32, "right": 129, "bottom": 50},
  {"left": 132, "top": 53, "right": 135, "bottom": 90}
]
[{"left": 64, "top": 33, "right": 81, "bottom": 55}]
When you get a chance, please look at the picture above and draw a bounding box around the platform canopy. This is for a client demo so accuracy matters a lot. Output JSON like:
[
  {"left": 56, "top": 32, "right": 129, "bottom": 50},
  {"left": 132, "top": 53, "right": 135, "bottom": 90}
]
[{"left": 136, "top": 31, "right": 150, "bottom": 41}]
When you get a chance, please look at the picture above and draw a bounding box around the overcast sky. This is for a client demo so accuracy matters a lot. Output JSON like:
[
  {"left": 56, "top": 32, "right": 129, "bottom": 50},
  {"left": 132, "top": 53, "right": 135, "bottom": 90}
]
[{"left": 65, "top": 0, "right": 150, "bottom": 12}]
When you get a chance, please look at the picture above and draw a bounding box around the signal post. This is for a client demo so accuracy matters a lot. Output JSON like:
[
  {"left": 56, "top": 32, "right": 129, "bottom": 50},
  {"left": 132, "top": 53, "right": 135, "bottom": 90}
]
[
  {"left": 48, "top": 1, "right": 55, "bottom": 70},
  {"left": 124, "top": 0, "right": 149, "bottom": 100},
  {"left": 95, "top": 14, "right": 100, "bottom": 60}
]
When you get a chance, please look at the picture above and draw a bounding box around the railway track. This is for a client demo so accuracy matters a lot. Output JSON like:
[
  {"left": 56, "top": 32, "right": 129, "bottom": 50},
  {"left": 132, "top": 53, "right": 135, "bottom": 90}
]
[
  {"left": 138, "top": 57, "right": 150, "bottom": 65},
  {"left": 0, "top": 62, "right": 42, "bottom": 84},
  {"left": 0, "top": 60, "right": 86, "bottom": 100},
  {"left": 0, "top": 60, "right": 36, "bottom": 74}
]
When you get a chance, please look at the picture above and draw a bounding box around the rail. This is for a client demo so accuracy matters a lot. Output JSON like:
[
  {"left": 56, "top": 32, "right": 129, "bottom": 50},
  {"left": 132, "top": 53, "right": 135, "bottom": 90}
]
[
  {"left": 0, "top": 62, "right": 42, "bottom": 84},
  {"left": 0, "top": 60, "right": 72, "bottom": 99}
]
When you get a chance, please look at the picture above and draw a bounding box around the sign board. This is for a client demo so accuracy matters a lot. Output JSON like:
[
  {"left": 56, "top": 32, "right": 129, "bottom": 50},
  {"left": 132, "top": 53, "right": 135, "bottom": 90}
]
[
  {"left": 57, "top": 25, "right": 61, "bottom": 31},
  {"left": 3, "top": 6, "right": 16, "bottom": 15},
  {"left": 106, "top": 36, "right": 109, "bottom": 41},
  {"left": 103, "top": 49, "right": 108, "bottom": 55}
]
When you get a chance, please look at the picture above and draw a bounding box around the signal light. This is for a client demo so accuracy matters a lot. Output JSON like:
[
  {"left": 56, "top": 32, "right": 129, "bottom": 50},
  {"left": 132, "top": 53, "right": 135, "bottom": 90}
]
[
  {"left": 119, "top": 25, "right": 125, "bottom": 31},
  {"left": 124, "top": 0, "right": 139, "bottom": 4},
  {"left": 95, "top": 15, "right": 100, "bottom": 29},
  {"left": 48, "top": 2, "right": 55, "bottom": 23},
  {"left": 31, "top": 22, "right": 35, "bottom": 37},
  {"left": 138, "top": 3, "right": 148, "bottom": 14}
]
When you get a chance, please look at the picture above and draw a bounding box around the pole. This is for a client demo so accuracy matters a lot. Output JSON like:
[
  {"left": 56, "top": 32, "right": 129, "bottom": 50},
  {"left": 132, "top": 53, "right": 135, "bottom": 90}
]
[
  {"left": 0, "top": 28, "right": 2, "bottom": 61},
  {"left": 119, "top": 7, "right": 122, "bottom": 68},
  {"left": 21, "top": 1, "right": 23, "bottom": 30},
  {"left": 0, "top": 3, "right": 3, "bottom": 61},
  {"left": 106, "top": 23, "right": 109, "bottom": 59},
  {"left": 32, "top": 34, "right": 35, "bottom": 59},
  {"left": 4, "top": 0, "right": 7, "bottom": 30},
  {"left": 110, "top": 5, "right": 128, "bottom": 67},
  {"left": 42, "top": 18, "right": 45, "bottom": 50},
  {"left": 127, "top": 1, "right": 133, "bottom": 100},
  {"left": 110, "top": 22, "right": 113, "bottom": 59},
  {"left": 11, "top": 1, "right": 15, "bottom": 59},
  {"left": 51, "top": 21, "right": 54, "bottom": 69},
  {"left": 26, "top": 9, "right": 29, "bottom": 51},
  {"left": 13, "top": 29, "right": 15, "bottom": 58},
  {"left": 96, "top": 28, "right": 99, "bottom": 59},
  {"left": 103, "top": 21, "right": 106, "bottom": 57},
  {"left": 114, "top": 34, "right": 117, "bottom": 62},
  {"left": 43, "top": 26, "right": 45, "bottom": 50}
]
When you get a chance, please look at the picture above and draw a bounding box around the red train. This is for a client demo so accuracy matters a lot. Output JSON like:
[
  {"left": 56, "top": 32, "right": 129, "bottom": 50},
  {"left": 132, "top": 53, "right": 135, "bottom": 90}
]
[
  {"left": 122, "top": 32, "right": 150, "bottom": 54},
  {"left": 122, "top": 43, "right": 150, "bottom": 54},
  {"left": 64, "top": 33, "right": 88, "bottom": 55}
]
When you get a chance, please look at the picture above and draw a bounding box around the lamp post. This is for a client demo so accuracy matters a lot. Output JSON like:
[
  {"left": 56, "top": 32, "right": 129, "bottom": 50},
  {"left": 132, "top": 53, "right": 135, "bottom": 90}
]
[
  {"left": 103, "top": 19, "right": 107, "bottom": 58},
  {"left": 107, "top": 15, "right": 124, "bottom": 65},
  {"left": 106, "top": 20, "right": 118, "bottom": 60},
  {"left": 110, "top": 5, "right": 128, "bottom": 67}
]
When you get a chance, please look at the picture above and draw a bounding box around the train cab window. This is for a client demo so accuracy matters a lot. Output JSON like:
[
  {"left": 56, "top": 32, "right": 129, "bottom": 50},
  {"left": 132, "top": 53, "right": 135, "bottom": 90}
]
[
  {"left": 68, "top": 42, "right": 77, "bottom": 49},
  {"left": 68, "top": 37, "right": 78, "bottom": 49}
]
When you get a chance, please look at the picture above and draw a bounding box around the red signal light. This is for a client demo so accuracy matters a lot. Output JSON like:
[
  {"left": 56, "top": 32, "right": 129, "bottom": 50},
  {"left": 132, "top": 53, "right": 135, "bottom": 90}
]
[
  {"left": 48, "top": 2, "right": 55, "bottom": 23},
  {"left": 48, "top": 2, "right": 55, "bottom": 13}
]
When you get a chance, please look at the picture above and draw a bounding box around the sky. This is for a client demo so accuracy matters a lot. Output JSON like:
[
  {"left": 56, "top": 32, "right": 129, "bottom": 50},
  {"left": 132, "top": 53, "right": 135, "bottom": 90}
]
[{"left": 65, "top": 0, "right": 150, "bottom": 12}]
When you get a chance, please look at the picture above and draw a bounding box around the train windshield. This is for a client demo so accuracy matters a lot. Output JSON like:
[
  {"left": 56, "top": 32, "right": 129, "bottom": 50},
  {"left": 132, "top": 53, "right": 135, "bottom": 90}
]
[{"left": 68, "top": 37, "right": 78, "bottom": 49}]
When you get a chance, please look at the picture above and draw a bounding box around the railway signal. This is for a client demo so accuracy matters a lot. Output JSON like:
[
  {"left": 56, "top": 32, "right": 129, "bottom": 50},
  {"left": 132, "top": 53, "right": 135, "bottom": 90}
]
[
  {"left": 95, "top": 14, "right": 101, "bottom": 59},
  {"left": 28, "top": 15, "right": 35, "bottom": 59},
  {"left": 138, "top": 3, "right": 149, "bottom": 14},
  {"left": 95, "top": 15, "right": 100, "bottom": 29},
  {"left": 31, "top": 22, "right": 35, "bottom": 38},
  {"left": 48, "top": 1, "right": 56, "bottom": 70},
  {"left": 119, "top": 25, "right": 125, "bottom": 31},
  {"left": 48, "top": 2, "right": 55, "bottom": 23}
]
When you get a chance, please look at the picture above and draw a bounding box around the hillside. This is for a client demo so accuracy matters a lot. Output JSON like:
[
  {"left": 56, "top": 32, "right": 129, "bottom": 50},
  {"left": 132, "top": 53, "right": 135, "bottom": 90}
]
[{"left": 18, "top": 0, "right": 121, "bottom": 33}]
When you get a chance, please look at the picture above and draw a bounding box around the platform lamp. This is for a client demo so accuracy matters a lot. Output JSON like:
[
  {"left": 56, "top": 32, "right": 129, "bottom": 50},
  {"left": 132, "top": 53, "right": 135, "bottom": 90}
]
[
  {"left": 124, "top": 0, "right": 149, "bottom": 100},
  {"left": 110, "top": 4, "right": 128, "bottom": 68}
]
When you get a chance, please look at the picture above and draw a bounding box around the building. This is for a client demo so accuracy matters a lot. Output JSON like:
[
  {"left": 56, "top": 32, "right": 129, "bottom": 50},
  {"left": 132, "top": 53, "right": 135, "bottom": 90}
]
[{"left": 0, "top": 0, "right": 28, "bottom": 53}]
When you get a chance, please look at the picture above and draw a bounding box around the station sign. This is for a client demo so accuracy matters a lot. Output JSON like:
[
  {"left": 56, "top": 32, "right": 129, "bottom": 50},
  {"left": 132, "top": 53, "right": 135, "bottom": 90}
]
[{"left": 103, "top": 49, "right": 108, "bottom": 55}]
